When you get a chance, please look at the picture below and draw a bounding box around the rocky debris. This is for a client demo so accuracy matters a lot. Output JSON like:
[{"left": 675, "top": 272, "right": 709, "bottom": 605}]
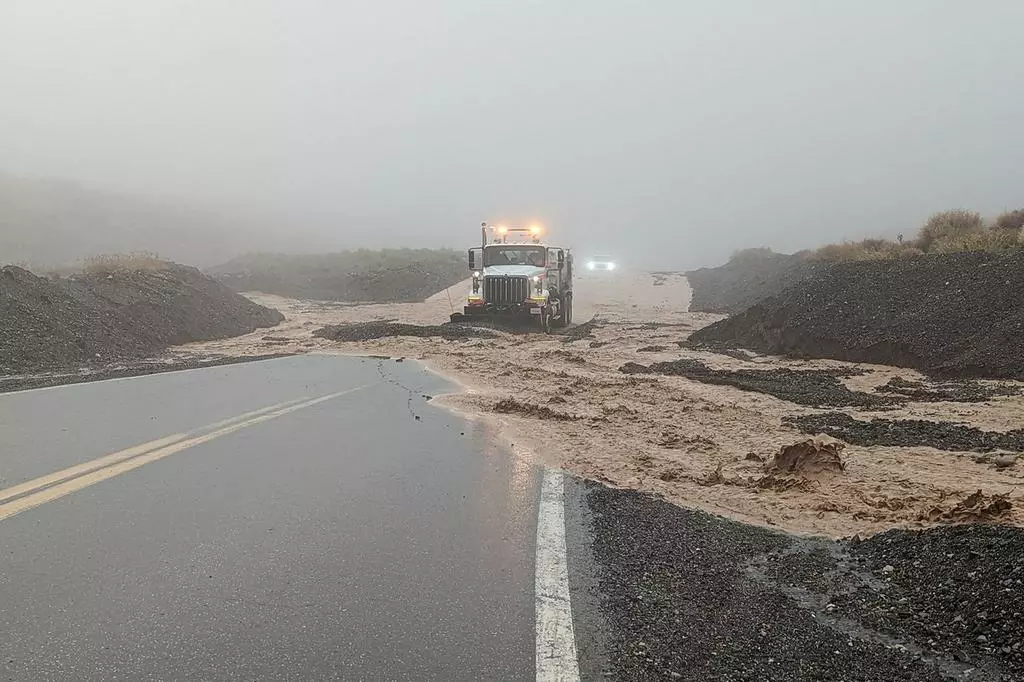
[
  {"left": 559, "top": 317, "right": 601, "bottom": 343},
  {"left": 1, "top": 264, "right": 283, "bottom": 374},
  {"left": 768, "top": 439, "right": 846, "bottom": 475},
  {"left": 686, "top": 249, "right": 821, "bottom": 314},
  {"left": 874, "top": 376, "right": 1022, "bottom": 403},
  {"left": 787, "top": 412, "right": 1024, "bottom": 453},
  {"left": 619, "top": 359, "right": 889, "bottom": 408},
  {"left": 313, "top": 321, "right": 497, "bottom": 342},
  {"left": 209, "top": 249, "right": 467, "bottom": 302},
  {"left": 492, "top": 397, "right": 577, "bottom": 421},
  {"left": 920, "top": 491, "right": 1014, "bottom": 524},
  {"left": 690, "top": 251, "right": 1024, "bottom": 380},
  {"left": 0, "top": 353, "right": 293, "bottom": 394},
  {"left": 580, "top": 480, "right": 946, "bottom": 681},
  {"left": 636, "top": 345, "right": 668, "bottom": 353},
  {"left": 832, "top": 524, "right": 1024, "bottom": 677}
]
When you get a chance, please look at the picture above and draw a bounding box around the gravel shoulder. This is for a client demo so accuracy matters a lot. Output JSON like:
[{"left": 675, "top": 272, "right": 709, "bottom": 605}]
[{"left": 576, "top": 479, "right": 1021, "bottom": 681}]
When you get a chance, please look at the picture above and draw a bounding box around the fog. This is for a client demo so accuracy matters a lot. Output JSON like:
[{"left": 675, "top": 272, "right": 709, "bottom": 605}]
[{"left": 2, "top": 1, "right": 1023, "bottom": 268}]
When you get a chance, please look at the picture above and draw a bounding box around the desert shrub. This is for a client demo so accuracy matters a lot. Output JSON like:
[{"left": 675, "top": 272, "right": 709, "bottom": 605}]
[
  {"left": 993, "top": 209, "right": 1024, "bottom": 233},
  {"left": 83, "top": 251, "right": 168, "bottom": 274},
  {"left": 930, "top": 229, "right": 1021, "bottom": 254},
  {"left": 916, "top": 209, "right": 984, "bottom": 251},
  {"left": 729, "top": 247, "right": 778, "bottom": 263},
  {"left": 811, "top": 238, "right": 921, "bottom": 262}
]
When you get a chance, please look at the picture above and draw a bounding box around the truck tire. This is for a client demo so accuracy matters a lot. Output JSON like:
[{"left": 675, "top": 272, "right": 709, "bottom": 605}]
[{"left": 553, "top": 296, "right": 569, "bottom": 328}]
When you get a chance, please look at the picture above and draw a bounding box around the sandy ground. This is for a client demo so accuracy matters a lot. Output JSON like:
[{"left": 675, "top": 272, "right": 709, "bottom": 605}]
[{"left": 175, "top": 272, "right": 1024, "bottom": 538}]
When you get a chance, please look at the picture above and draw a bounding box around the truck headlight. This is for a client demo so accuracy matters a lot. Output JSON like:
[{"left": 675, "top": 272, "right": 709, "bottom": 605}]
[
  {"left": 532, "top": 275, "right": 543, "bottom": 294},
  {"left": 587, "top": 261, "right": 596, "bottom": 270}
]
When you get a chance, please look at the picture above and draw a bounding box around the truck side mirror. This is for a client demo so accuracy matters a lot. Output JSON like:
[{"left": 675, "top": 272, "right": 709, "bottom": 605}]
[
  {"left": 468, "top": 249, "right": 476, "bottom": 270},
  {"left": 557, "top": 250, "right": 565, "bottom": 269}
]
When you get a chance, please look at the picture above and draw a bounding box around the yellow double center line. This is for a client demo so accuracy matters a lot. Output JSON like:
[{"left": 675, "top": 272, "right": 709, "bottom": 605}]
[{"left": 0, "top": 385, "right": 370, "bottom": 522}]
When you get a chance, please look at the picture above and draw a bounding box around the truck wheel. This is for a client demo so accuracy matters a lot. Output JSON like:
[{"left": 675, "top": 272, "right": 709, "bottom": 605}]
[{"left": 554, "top": 296, "right": 568, "bottom": 328}]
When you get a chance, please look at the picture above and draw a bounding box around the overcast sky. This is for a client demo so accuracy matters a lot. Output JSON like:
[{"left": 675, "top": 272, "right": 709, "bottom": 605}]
[{"left": 2, "top": 1, "right": 1023, "bottom": 267}]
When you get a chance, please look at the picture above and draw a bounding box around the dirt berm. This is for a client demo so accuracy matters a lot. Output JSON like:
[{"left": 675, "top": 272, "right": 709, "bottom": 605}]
[
  {"left": 686, "top": 249, "right": 820, "bottom": 314},
  {"left": 691, "top": 251, "right": 1024, "bottom": 380},
  {"left": 1, "top": 263, "right": 283, "bottom": 374}
]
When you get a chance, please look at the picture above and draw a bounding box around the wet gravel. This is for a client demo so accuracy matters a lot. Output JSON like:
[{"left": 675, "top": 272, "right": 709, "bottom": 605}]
[
  {"left": 875, "top": 377, "right": 1022, "bottom": 403},
  {"left": 833, "top": 525, "right": 1024, "bottom": 679},
  {"left": 787, "top": 413, "right": 1024, "bottom": 452},
  {"left": 619, "top": 359, "right": 889, "bottom": 408},
  {"left": 690, "top": 251, "right": 1024, "bottom": 380},
  {"left": 0, "top": 354, "right": 294, "bottom": 393},
  {"left": 313, "top": 321, "right": 497, "bottom": 342},
  {"left": 1, "top": 264, "right": 283, "bottom": 374},
  {"left": 581, "top": 482, "right": 948, "bottom": 680}
]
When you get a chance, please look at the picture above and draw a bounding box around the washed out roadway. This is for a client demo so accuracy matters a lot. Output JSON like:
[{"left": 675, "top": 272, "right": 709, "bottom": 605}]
[{"left": 0, "top": 355, "right": 539, "bottom": 681}]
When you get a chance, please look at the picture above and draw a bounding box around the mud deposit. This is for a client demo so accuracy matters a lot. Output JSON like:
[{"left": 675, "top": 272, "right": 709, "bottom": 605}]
[
  {"left": 789, "top": 413, "right": 1024, "bottom": 453},
  {"left": 620, "top": 359, "right": 888, "bottom": 408},
  {"left": 691, "top": 251, "right": 1024, "bottom": 380},
  {"left": 313, "top": 321, "right": 497, "bottom": 342}
]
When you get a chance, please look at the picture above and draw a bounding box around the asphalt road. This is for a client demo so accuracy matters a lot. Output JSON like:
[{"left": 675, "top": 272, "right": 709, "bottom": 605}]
[{"left": 0, "top": 355, "right": 539, "bottom": 681}]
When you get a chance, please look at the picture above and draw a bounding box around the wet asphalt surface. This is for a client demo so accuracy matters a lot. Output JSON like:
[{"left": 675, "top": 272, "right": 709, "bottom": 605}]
[
  {"left": 3, "top": 354, "right": 1020, "bottom": 681},
  {"left": 0, "top": 356, "right": 538, "bottom": 681}
]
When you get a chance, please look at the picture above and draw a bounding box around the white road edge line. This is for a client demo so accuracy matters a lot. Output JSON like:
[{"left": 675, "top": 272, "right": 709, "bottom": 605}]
[{"left": 535, "top": 469, "right": 581, "bottom": 682}]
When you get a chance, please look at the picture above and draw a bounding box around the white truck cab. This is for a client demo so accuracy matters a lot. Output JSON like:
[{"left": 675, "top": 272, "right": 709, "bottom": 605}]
[{"left": 450, "top": 223, "right": 574, "bottom": 332}]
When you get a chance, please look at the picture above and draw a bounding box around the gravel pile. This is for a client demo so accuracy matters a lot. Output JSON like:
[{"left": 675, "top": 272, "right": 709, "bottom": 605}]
[
  {"left": 686, "top": 250, "right": 821, "bottom": 314},
  {"left": 581, "top": 482, "right": 945, "bottom": 680},
  {"left": 875, "top": 377, "right": 1022, "bottom": 403},
  {"left": 834, "top": 525, "right": 1024, "bottom": 677},
  {"left": 691, "top": 251, "right": 1024, "bottom": 380},
  {"left": 787, "top": 413, "right": 1024, "bottom": 453},
  {"left": 619, "top": 358, "right": 890, "bottom": 408},
  {"left": 559, "top": 317, "right": 602, "bottom": 343},
  {"left": 580, "top": 480, "right": 1023, "bottom": 680},
  {"left": 313, "top": 321, "right": 496, "bottom": 342},
  {"left": 1, "top": 264, "right": 283, "bottom": 374}
]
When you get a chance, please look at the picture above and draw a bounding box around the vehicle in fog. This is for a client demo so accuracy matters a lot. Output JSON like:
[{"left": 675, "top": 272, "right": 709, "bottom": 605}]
[{"left": 586, "top": 255, "right": 617, "bottom": 271}]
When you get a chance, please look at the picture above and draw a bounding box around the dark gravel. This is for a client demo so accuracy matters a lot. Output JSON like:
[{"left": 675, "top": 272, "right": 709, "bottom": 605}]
[
  {"left": 313, "top": 321, "right": 497, "bottom": 342},
  {"left": 1, "top": 264, "right": 283, "bottom": 374},
  {"left": 787, "top": 412, "right": 1024, "bottom": 452},
  {"left": 833, "top": 525, "right": 1024, "bottom": 679},
  {"left": 559, "top": 317, "right": 602, "bottom": 343},
  {"left": 0, "top": 354, "right": 294, "bottom": 393},
  {"left": 619, "top": 358, "right": 889, "bottom": 408},
  {"left": 581, "top": 482, "right": 949, "bottom": 680},
  {"left": 690, "top": 251, "right": 1024, "bottom": 380},
  {"left": 686, "top": 250, "right": 822, "bottom": 314},
  {"left": 875, "top": 377, "right": 1022, "bottom": 403}
]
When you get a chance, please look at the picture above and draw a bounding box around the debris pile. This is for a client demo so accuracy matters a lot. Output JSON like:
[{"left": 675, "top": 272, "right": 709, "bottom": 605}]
[
  {"left": 1, "top": 264, "right": 283, "bottom": 374},
  {"left": 313, "top": 321, "right": 497, "bottom": 342},
  {"left": 787, "top": 413, "right": 1024, "bottom": 453},
  {"left": 690, "top": 251, "right": 1024, "bottom": 380},
  {"left": 620, "top": 359, "right": 889, "bottom": 408}
]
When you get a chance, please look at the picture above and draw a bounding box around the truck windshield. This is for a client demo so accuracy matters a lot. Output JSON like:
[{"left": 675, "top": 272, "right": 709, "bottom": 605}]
[{"left": 483, "top": 246, "right": 546, "bottom": 267}]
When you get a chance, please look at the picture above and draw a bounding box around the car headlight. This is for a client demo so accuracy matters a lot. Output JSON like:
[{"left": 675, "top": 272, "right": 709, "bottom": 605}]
[
  {"left": 608, "top": 262, "right": 616, "bottom": 270},
  {"left": 587, "top": 261, "right": 595, "bottom": 270}
]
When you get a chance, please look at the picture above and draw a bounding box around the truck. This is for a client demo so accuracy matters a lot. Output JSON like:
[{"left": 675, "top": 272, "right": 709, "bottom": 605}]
[{"left": 450, "top": 222, "right": 574, "bottom": 332}]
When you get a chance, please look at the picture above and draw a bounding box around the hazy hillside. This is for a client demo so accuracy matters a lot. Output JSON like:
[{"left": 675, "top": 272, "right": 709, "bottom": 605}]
[{"left": 0, "top": 173, "right": 272, "bottom": 269}]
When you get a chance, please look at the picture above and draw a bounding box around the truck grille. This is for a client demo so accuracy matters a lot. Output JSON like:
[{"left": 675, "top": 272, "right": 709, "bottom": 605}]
[{"left": 483, "top": 276, "right": 530, "bottom": 304}]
